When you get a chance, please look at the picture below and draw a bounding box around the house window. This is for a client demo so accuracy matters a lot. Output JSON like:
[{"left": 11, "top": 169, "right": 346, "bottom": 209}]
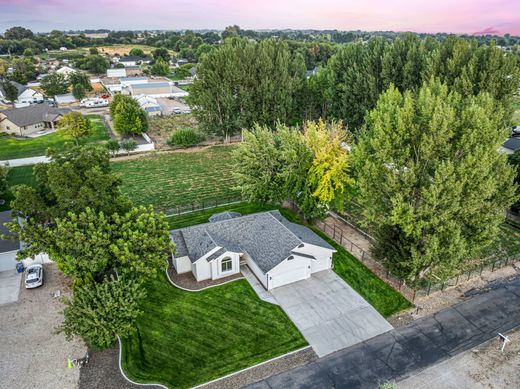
[{"left": 221, "top": 257, "right": 232, "bottom": 272}]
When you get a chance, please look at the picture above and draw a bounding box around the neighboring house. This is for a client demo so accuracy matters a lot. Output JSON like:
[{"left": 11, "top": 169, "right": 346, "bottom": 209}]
[
  {"left": 134, "top": 94, "right": 162, "bottom": 116},
  {"left": 501, "top": 136, "right": 520, "bottom": 155},
  {"left": 107, "top": 68, "right": 127, "bottom": 78},
  {"left": 0, "top": 103, "right": 71, "bottom": 136},
  {"left": 118, "top": 56, "right": 152, "bottom": 67},
  {"left": 56, "top": 66, "right": 77, "bottom": 77},
  {"left": 170, "top": 210, "right": 336, "bottom": 290},
  {"left": 0, "top": 81, "right": 44, "bottom": 105},
  {"left": 0, "top": 211, "right": 20, "bottom": 272}
]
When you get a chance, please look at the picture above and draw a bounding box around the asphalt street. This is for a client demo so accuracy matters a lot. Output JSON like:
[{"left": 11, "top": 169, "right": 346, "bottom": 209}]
[{"left": 247, "top": 275, "right": 520, "bottom": 389}]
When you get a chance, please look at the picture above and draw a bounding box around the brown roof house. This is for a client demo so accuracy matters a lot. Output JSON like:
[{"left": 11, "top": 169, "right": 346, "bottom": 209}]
[{"left": 0, "top": 103, "right": 71, "bottom": 136}]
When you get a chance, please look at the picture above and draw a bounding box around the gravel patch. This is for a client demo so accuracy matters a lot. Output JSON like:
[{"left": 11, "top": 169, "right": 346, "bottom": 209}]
[
  {"left": 199, "top": 347, "right": 317, "bottom": 389},
  {"left": 79, "top": 347, "right": 146, "bottom": 389},
  {"left": 167, "top": 259, "right": 243, "bottom": 290},
  {"left": 0, "top": 263, "right": 86, "bottom": 389},
  {"left": 388, "top": 263, "right": 520, "bottom": 328}
]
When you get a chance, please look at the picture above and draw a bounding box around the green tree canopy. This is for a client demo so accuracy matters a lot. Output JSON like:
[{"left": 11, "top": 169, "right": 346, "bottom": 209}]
[
  {"left": 1, "top": 80, "right": 19, "bottom": 104},
  {"left": 112, "top": 96, "right": 148, "bottom": 135},
  {"left": 57, "top": 112, "right": 93, "bottom": 145},
  {"left": 354, "top": 80, "right": 518, "bottom": 283},
  {"left": 149, "top": 58, "right": 170, "bottom": 76},
  {"left": 59, "top": 276, "right": 146, "bottom": 348},
  {"left": 0, "top": 165, "right": 8, "bottom": 199},
  {"left": 152, "top": 47, "right": 170, "bottom": 62},
  {"left": 40, "top": 73, "right": 70, "bottom": 97},
  {"left": 129, "top": 47, "right": 145, "bottom": 57}
]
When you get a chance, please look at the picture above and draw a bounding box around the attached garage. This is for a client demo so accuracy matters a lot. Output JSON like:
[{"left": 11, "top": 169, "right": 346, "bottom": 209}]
[{"left": 269, "top": 266, "right": 310, "bottom": 289}]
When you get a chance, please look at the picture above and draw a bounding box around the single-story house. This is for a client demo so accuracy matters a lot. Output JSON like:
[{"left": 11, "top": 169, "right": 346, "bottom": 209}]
[
  {"left": 0, "top": 103, "right": 71, "bottom": 136},
  {"left": 0, "top": 81, "right": 44, "bottom": 105},
  {"left": 56, "top": 66, "right": 77, "bottom": 77},
  {"left": 0, "top": 211, "right": 20, "bottom": 272},
  {"left": 118, "top": 56, "right": 152, "bottom": 67},
  {"left": 170, "top": 210, "right": 336, "bottom": 290},
  {"left": 501, "top": 136, "right": 520, "bottom": 155},
  {"left": 107, "top": 68, "right": 127, "bottom": 78}
]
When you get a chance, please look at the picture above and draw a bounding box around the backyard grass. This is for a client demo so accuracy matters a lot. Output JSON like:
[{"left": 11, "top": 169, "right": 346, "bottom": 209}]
[
  {"left": 0, "top": 166, "right": 37, "bottom": 212},
  {"left": 167, "top": 202, "right": 413, "bottom": 317},
  {"left": 0, "top": 114, "right": 109, "bottom": 160},
  {"left": 113, "top": 146, "right": 239, "bottom": 212},
  {"left": 121, "top": 274, "right": 307, "bottom": 389}
]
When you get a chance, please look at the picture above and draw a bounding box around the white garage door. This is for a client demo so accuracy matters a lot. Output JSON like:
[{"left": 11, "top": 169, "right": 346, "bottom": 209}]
[{"left": 269, "top": 266, "right": 309, "bottom": 290}]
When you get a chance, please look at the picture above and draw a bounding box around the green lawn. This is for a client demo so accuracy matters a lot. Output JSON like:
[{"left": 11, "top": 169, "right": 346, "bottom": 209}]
[
  {"left": 167, "top": 202, "right": 413, "bottom": 317},
  {"left": 121, "top": 274, "right": 307, "bottom": 389},
  {"left": 113, "top": 146, "right": 239, "bottom": 212},
  {"left": 0, "top": 166, "right": 37, "bottom": 212},
  {"left": 0, "top": 115, "right": 109, "bottom": 160}
]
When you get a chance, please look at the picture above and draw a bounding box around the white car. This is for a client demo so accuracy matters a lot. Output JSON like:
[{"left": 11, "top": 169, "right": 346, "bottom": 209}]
[{"left": 25, "top": 264, "right": 44, "bottom": 289}]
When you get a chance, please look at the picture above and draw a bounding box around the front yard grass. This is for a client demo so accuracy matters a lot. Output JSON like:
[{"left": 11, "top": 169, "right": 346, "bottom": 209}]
[
  {"left": 0, "top": 114, "right": 109, "bottom": 160},
  {"left": 121, "top": 274, "right": 307, "bottom": 389},
  {"left": 113, "top": 146, "right": 239, "bottom": 212}
]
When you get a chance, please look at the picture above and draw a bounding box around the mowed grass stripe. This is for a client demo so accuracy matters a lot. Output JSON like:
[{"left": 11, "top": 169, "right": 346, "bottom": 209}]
[
  {"left": 122, "top": 276, "right": 306, "bottom": 388},
  {"left": 113, "top": 146, "right": 239, "bottom": 211}
]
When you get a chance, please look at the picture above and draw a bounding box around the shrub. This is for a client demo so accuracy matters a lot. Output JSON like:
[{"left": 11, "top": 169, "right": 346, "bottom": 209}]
[
  {"left": 106, "top": 138, "right": 120, "bottom": 156},
  {"left": 120, "top": 138, "right": 138, "bottom": 155},
  {"left": 168, "top": 128, "right": 205, "bottom": 147}
]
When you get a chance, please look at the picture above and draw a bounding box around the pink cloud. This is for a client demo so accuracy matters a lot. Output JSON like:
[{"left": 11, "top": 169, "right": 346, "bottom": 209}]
[{"left": 0, "top": 0, "right": 519, "bottom": 35}]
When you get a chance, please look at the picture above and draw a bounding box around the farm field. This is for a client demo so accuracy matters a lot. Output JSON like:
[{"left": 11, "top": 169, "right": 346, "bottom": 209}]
[
  {"left": 112, "top": 146, "right": 239, "bottom": 212},
  {"left": 0, "top": 114, "right": 109, "bottom": 160},
  {"left": 94, "top": 44, "right": 170, "bottom": 56}
]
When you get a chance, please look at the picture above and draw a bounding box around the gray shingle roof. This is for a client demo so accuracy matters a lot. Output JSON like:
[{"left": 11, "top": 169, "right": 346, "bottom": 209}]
[
  {"left": 208, "top": 212, "right": 242, "bottom": 223},
  {"left": 0, "top": 103, "right": 70, "bottom": 127},
  {"left": 0, "top": 211, "right": 20, "bottom": 253},
  {"left": 206, "top": 247, "right": 226, "bottom": 262},
  {"left": 0, "top": 80, "right": 27, "bottom": 98},
  {"left": 170, "top": 210, "right": 335, "bottom": 274},
  {"left": 503, "top": 137, "right": 520, "bottom": 152}
]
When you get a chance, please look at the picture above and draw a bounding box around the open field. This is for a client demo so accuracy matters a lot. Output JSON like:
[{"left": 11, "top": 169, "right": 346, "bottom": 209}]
[
  {"left": 147, "top": 114, "right": 200, "bottom": 148},
  {"left": 0, "top": 114, "right": 109, "bottom": 160},
  {"left": 94, "top": 44, "right": 169, "bottom": 56},
  {"left": 121, "top": 274, "right": 307, "bottom": 389},
  {"left": 112, "top": 146, "right": 239, "bottom": 212}
]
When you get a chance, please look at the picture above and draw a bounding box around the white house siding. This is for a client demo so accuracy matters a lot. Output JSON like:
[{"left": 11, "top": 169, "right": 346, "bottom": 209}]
[
  {"left": 243, "top": 252, "right": 268, "bottom": 289},
  {"left": 209, "top": 251, "right": 240, "bottom": 280},
  {"left": 293, "top": 244, "right": 335, "bottom": 274},
  {"left": 17, "top": 89, "right": 44, "bottom": 104},
  {"left": 267, "top": 255, "right": 311, "bottom": 290},
  {"left": 172, "top": 255, "right": 191, "bottom": 274},
  {"left": 192, "top": 247, "right": 221, "bottom": 281}
]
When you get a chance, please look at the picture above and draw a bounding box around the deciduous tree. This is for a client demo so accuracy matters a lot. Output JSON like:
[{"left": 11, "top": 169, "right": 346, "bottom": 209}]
[
  {"left": 57, "top": 112, "right": 92, "bottom": 145},
  {"left": 354, "top": 80, "right": 517, "bottom": 283},
  {"left": 41, "top": 73, "right": 70, "bottom": 97}
]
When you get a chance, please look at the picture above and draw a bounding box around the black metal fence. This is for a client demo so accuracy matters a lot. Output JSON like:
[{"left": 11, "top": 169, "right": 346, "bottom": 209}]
[{"left": 163, "top": 195, "right": 243, "bottom": 217}]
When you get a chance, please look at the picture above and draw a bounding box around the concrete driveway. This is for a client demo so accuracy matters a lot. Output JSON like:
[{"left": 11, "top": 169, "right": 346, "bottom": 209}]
[
  {"left": 0, "top": 270, "right": 21, "bottom": 306},
  {"left": 270, "top": 270, "right": 393, "bottom": 357}
]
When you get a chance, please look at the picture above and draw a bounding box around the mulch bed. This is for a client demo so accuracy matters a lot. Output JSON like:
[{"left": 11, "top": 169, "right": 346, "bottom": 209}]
[{"left": 167, "top": 258, "right": 243, "bottom": 290}]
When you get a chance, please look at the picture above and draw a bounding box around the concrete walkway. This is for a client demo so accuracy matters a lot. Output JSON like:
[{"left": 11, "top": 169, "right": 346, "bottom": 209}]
[
  {"left": 270, "top": 270, "right": 393, "bottom": 357},
  {"left": 247, "top": 275, "right": 520, "bottom": 389},
  {"left": 0, "top": 155, "right": 50, "bottom": 167},
  {"left": 241, "top": 265, "right": 278, "bottom": 305}
]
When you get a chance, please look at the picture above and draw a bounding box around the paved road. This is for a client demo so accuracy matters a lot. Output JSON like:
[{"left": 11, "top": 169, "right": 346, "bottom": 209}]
[
  {"left": 247, "top": 276, "right": 520, "bottom": 389},
  {"left": 270, "top": 270, "right": 392, "bottom": 357}
]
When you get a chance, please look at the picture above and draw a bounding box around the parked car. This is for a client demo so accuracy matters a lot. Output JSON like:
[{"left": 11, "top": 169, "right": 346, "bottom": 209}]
[
  {"left": 100, "top": 94, "right": 110, "bottom": 99},
  {"left": 25, "top": 264, "right": 44, "bottom": 289},
  {"left": 172, "top": 107, "right": 182, "bottom": 114}
]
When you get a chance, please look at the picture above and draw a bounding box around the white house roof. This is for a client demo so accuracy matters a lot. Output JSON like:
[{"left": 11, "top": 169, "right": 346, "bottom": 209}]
[{"left": 170, "top": 210, "right": 335, "bottom": 274}]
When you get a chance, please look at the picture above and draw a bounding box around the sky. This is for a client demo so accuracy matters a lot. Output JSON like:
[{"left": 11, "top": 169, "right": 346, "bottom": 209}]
[{"left": 0, "top": 0, "right": 519, "bottom": 35}]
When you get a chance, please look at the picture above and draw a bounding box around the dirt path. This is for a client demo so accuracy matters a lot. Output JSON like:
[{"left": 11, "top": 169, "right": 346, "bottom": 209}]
[{"left": 0, "top": 264, "right": 86, "bottom": 389}]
